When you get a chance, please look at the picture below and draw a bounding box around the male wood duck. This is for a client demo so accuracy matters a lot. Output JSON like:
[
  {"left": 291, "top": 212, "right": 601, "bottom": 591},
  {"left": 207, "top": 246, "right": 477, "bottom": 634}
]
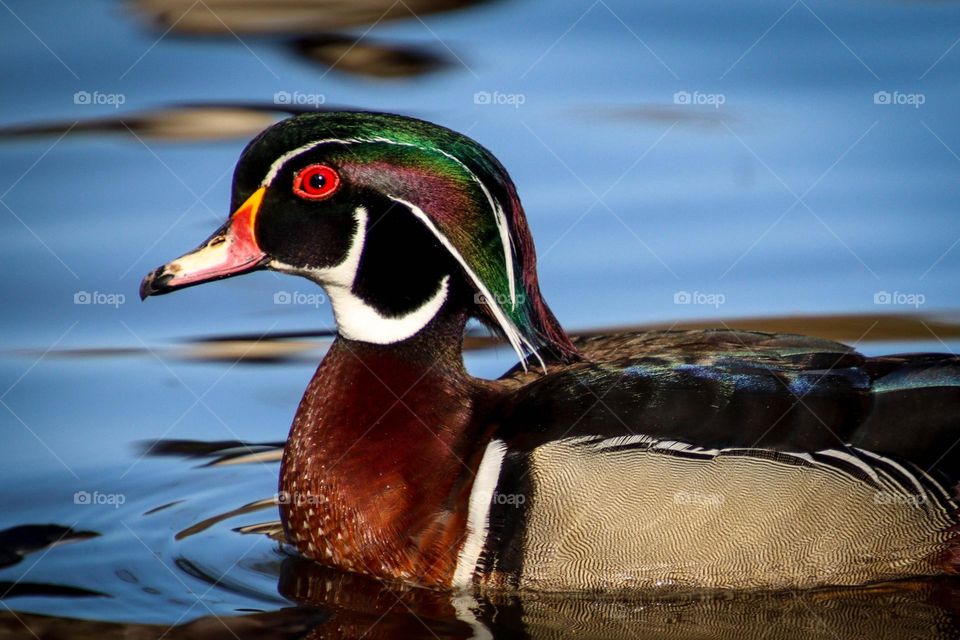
[{"left": 141, "top": 111, "right": 960, "bottom": 592}]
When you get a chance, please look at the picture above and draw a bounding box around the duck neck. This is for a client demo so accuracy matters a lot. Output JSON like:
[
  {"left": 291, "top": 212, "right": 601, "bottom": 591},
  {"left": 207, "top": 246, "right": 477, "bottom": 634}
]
[{"left": 278, "top": 304, "right": 491, "bottom": 586}]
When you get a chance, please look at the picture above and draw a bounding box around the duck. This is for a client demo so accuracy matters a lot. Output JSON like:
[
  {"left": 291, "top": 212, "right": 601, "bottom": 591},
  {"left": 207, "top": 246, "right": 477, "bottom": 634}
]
[{"left": 140, "top": 111, "right": 960, "bottom": 592}]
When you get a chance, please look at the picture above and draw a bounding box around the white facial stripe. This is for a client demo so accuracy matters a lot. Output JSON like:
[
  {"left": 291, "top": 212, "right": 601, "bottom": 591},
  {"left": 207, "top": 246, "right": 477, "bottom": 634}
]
[
  {"left": 453, "top": 438, "right": 507, "bottom": 589},
  {"left": 271, "top": 205, "right": 451, "bottom": 345},
  {"left": 387, "top": 195, "right": 540, "bottom": 370},
  {"left": 262, "top": 138, "right": 334, "bottom": 187},
  {"left": 369, "top": 137, "right": 517, "bottom": 309},
  {"left": 261, "top": 135, "right": 519, "bottom": 313},
  {"left": 492, "top": 199, "right": 517, "bottom": 310}
]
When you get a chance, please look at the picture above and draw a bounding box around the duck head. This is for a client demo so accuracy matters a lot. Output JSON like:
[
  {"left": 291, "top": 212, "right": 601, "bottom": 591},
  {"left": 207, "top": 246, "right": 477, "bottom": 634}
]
[{"left": 140, "top": 111, "right": 578, "bottom": 368}]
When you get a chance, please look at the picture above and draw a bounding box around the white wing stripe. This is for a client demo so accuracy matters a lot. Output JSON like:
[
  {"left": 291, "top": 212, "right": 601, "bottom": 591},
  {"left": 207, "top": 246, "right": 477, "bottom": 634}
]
[{"left": 388, "top": 195, "right": 531, "bottom": 368}]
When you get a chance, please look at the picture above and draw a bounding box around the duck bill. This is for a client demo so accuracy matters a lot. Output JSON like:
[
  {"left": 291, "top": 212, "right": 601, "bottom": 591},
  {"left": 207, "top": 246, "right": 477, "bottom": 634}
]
[{"left": 140, "top": 188, "right": 268, "bottom": 300}]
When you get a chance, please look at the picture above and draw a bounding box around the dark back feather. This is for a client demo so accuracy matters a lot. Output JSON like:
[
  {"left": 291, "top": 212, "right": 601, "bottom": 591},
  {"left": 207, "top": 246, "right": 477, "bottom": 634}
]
[{"left": 498, "top": 330, "right": 960, "bottom": 484}]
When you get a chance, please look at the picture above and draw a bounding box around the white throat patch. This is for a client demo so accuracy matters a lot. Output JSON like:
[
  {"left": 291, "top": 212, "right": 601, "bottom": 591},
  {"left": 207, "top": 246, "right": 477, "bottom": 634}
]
[{"left": 270, "top": 206, "right": 450, "bottom": 345}]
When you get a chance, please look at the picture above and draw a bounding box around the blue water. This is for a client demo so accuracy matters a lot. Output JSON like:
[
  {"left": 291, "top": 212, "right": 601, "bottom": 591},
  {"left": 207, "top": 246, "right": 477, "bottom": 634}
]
[{"left": 1, "top": 0, "right": 959, "bottom": 637}]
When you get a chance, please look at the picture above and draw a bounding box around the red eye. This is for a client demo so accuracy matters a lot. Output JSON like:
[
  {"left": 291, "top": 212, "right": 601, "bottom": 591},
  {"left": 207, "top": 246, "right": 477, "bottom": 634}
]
[{"left": 292, "top": 164, "right": 340, "bottom": 201}]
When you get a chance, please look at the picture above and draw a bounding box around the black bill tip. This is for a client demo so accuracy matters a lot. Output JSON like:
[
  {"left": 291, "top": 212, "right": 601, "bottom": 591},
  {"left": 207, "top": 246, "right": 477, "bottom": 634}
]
[{"left": 139, "top": 267, "right": 174, "bottom": 301}]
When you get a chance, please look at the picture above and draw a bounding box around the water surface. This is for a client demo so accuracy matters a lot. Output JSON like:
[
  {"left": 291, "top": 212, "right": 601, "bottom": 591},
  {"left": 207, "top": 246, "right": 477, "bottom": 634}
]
[{"left": 1, "top": 0, "right": 960, "bottom": 637}]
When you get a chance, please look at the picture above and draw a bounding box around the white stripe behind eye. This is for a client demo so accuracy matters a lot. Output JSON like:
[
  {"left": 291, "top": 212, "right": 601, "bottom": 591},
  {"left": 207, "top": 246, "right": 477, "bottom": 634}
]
[
  {"left": 262, "top": 139, "right": 334, "bottom": 187},
  {"left": 387, "top": 195, "right": 540, "bottom": 370}
]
